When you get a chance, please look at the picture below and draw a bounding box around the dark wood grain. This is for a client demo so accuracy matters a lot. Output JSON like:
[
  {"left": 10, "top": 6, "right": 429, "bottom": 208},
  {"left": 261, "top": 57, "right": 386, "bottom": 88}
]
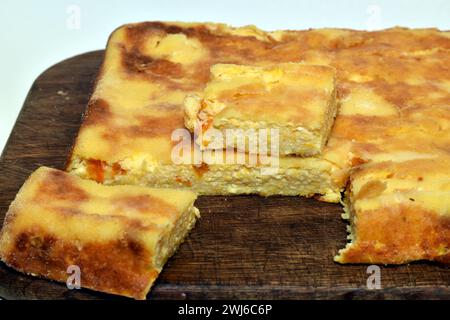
[{"left": 0, "top": 51, "right": 448, "bottom": 300}]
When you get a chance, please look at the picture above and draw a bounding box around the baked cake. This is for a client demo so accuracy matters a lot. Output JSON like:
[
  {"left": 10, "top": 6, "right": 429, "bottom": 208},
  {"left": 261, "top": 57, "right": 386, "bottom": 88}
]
[{"left": 65, "top": 22, "right": 450, "bottom": 264}]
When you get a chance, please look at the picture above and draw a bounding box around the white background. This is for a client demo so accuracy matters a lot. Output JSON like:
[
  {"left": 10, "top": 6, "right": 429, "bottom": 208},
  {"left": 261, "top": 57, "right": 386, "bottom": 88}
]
[{"left": 1, "top": 0, "right": 449, "bottom": 154}]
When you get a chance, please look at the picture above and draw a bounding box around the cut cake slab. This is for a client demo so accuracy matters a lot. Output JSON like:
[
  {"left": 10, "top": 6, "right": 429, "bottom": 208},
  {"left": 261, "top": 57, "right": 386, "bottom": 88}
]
[{"left": 66, "top": 21, "right": 450, "bottom": 264}]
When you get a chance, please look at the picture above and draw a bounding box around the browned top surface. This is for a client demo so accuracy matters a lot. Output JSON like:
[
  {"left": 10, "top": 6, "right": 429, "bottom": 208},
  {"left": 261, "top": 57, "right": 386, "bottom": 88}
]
[
  {"left": 188, "top": 63, "right": 336, "bottom": 129},
  {"left": 0, "top": 51, "right": 448, "bottom": 299},
  {"left": 69, "top": 22, "right": 450, "bottom": 168}
]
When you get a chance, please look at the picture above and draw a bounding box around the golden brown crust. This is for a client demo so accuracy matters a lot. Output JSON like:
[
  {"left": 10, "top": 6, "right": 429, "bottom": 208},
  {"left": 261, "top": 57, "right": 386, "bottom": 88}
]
[{"left": 5, "top": 226, "right": 157, "bottom": 299}]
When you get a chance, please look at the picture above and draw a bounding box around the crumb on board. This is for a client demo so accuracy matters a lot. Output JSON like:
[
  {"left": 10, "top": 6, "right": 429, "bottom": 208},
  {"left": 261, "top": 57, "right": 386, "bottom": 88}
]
[{"left": 57, "top": 90, "right": 70, "bottom": 100}]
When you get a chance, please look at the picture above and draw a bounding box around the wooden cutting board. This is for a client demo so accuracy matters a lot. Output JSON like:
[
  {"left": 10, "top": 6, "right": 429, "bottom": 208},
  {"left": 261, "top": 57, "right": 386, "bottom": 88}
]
[{"left": 0, "top": 51, "right": 448, "bottom": 300}]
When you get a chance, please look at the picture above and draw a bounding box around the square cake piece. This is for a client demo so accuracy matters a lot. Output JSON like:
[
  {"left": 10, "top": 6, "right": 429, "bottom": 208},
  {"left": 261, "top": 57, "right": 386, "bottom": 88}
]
[
  {"left": 334, "top": 156, "right": 450, "bottom": 264},
  {"left": 184, "top": 63, "right": 337, "bottom": 156},
  {"left": 0, "top": 167, "right": 200, "bottom": 299}
]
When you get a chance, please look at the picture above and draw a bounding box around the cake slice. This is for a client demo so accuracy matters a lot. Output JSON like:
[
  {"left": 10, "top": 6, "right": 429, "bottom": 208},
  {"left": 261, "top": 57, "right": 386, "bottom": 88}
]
[
  {"left": 334, "top": 157, "right": 450, "bottom": 264},
  {"left": 184, "top": 63, "right": 337, "bottom": 156},
  {"left": 0, "top": 167, "right": 200, "bottom": 299}
]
